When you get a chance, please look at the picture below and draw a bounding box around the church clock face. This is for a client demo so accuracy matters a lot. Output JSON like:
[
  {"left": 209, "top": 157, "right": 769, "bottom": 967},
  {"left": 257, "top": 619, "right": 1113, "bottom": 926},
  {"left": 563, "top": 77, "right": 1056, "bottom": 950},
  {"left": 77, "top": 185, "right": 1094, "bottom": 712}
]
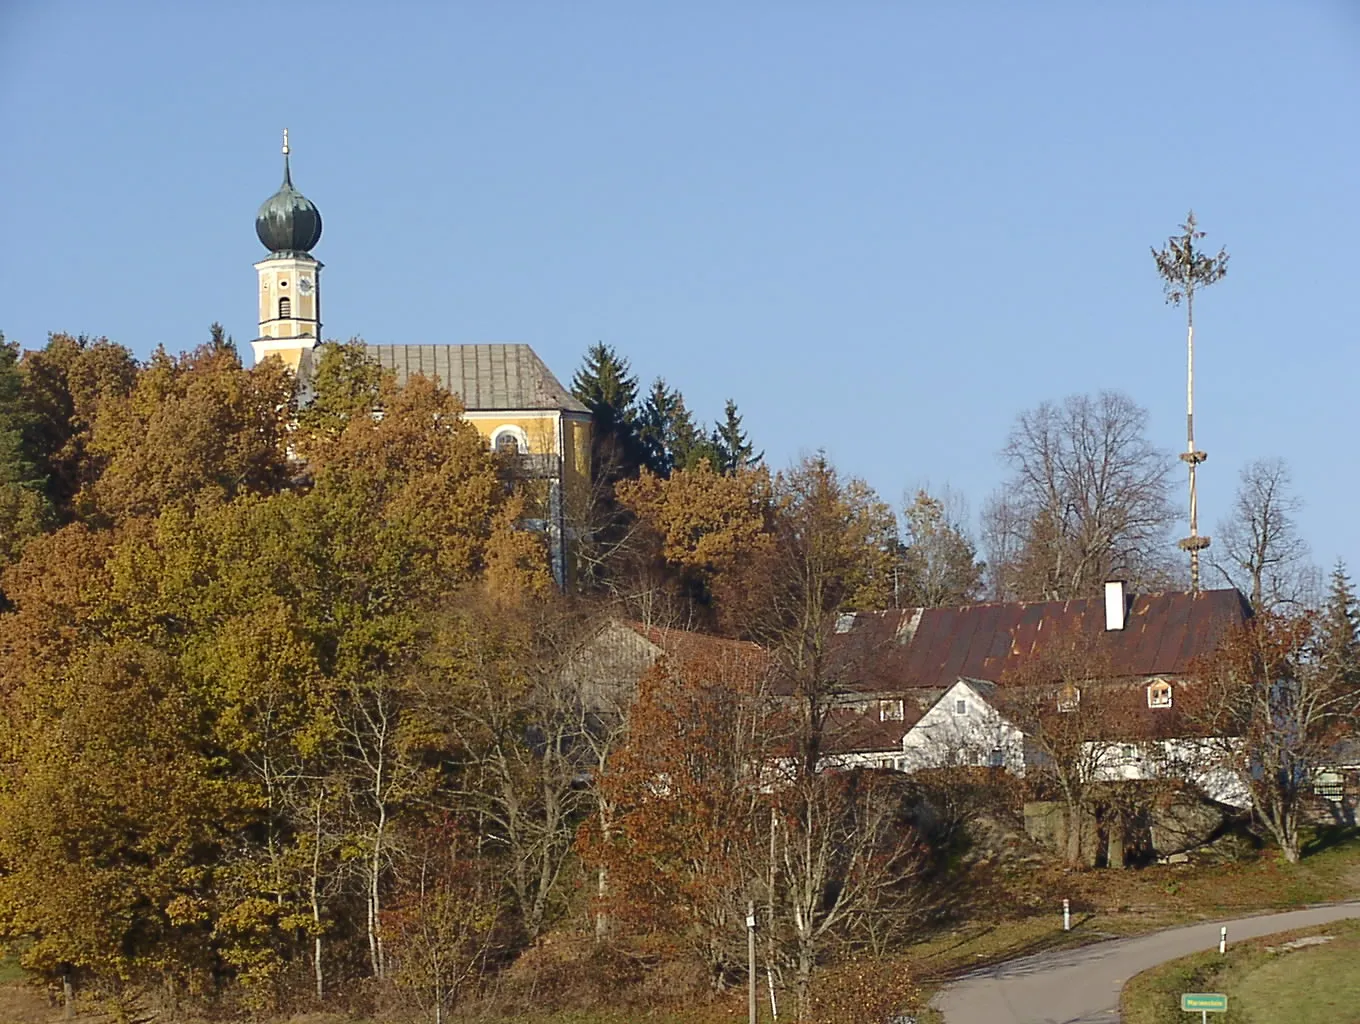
[{"left": 298, "top": 277, "right": 314, "bottom": 294}]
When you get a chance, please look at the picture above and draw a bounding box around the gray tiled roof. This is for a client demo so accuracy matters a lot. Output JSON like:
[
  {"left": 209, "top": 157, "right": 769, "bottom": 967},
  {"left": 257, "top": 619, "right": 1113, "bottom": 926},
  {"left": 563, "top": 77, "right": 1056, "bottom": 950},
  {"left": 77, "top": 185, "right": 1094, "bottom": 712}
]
[{"left": 365, "top": 343, "right": 589, "bottom": 413}]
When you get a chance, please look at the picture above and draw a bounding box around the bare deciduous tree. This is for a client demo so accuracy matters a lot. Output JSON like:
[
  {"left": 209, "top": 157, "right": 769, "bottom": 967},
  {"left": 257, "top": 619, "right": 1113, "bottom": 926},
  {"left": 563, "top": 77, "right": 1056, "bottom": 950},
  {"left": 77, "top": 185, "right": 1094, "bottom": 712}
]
[
  {"left": 984, "top": 391, "right": 1175, "bottom": 601},
  {"left": 997, "top": 635, "right": 1124, "bottom": 865},
  {"left": 770, "top": 771, "right": 926, "bottom": 1020},
  {"left": 1189, "top": 612, "right": 1358, "bottom": 862},
  {"left": 422, "top": 597, "right": 616, "bottom": 944},
  {"left": 1213, "top": 457, "right": 1315, "bottom": 612}
]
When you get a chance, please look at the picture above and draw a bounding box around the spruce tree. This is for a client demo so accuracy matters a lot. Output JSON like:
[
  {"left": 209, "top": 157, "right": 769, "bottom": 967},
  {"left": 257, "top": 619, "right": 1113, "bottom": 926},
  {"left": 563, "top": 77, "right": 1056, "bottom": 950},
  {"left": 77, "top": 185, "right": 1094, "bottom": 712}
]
[
  {"left": 638, "top": 377, "right": 679, "bottom": 476},
  {"left": 571, "top": 343, "right": 644, "bottom": 479},
  {"left": 208, "top": 321, "right": 236, "bottom": 355},
  {"left": 572, "top": 343, "right": 639, "bottom": 436},
  {"left": 711, "top": 399, "right": 760, "bottom": 474},
  {"left": 666, "top": 394, "right": 713, "bottom": 473},
  {"left": 1319, "top": 560, "right": 1360, "bottom": 691},
  {"left": 639, "top": 378, "right": 714, "bottom": 476}
]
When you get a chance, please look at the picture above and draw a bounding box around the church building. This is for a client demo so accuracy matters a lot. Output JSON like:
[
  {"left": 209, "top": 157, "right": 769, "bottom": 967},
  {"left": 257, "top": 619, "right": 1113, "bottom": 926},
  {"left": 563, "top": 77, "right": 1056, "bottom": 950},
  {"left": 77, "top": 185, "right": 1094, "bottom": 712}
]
[{"left": 249, "top": 132, "right": 592, "bottom": 585}]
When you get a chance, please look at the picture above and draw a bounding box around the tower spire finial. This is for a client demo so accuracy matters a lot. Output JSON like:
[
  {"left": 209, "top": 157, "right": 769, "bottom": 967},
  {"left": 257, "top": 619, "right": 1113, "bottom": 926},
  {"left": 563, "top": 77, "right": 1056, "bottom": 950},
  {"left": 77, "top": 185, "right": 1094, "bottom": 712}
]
[
  {"left": 281, "top": 128, "right": 292, "bottom": 186},
  {"left": 282, "top": 128, "right": 290, "bottom": 156}
]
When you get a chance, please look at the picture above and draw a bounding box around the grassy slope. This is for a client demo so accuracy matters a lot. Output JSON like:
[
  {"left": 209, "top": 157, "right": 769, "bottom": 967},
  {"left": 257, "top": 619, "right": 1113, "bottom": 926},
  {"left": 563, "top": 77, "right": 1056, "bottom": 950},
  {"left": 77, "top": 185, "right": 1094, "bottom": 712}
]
[
  {"left": 1121, "top": 919, "right": 1360, "bottom": 1024},
  {"left": 2, "top": 829, "right": 1357, "bottom": 1023}
]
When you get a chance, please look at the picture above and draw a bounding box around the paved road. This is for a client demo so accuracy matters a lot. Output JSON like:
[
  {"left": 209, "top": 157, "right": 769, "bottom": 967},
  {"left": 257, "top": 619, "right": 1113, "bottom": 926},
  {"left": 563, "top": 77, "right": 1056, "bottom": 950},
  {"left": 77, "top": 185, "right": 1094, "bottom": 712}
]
[{"left": 931, "top": 901, "right": 1360, "bottom": 1023}]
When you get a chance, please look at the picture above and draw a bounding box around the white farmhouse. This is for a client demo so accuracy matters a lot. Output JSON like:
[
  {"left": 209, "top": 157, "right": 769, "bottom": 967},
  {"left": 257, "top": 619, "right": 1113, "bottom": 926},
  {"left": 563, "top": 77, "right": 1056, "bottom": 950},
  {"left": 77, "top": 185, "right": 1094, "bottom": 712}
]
[{"left": 898, "top": 679, "right": 1027, "bottom": 774}]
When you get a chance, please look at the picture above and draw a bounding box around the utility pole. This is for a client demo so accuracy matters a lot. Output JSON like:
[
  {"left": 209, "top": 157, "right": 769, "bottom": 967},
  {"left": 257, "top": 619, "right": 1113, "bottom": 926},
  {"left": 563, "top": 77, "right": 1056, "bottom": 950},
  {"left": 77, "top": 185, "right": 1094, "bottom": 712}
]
[{"left": 1153, "top": 212, "right": 1229, "bottom": 592}]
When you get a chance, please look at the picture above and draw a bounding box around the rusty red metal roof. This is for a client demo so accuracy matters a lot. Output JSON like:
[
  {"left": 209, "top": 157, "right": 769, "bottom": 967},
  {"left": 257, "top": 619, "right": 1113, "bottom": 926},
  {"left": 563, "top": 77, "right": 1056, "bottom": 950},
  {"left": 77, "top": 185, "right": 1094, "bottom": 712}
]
[
  {"left": 832, "top": 588, "right": 1251, "bottom": 693},
  {"left": 624, "top": 621, "right": 767, "bottom": 671},
  {"left": 821, "top": 705, "right": 919, "bottom": 754}
]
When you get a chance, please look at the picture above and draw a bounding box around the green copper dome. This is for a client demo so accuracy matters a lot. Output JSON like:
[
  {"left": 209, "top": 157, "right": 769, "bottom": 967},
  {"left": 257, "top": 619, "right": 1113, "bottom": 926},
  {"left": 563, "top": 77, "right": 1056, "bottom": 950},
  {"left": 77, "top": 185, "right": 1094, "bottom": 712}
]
[{"left": 256, "top": 135, "right": 322, "bottom": 255}]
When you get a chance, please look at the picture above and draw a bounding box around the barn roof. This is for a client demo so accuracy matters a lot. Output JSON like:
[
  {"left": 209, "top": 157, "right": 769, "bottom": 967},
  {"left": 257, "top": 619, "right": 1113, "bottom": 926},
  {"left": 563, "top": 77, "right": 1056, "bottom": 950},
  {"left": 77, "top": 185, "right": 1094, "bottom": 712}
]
[
  {"left": 832, "top": 588, "right": 1251, "bottom": 693},
  {"left": 625, "top": 622, "right": 767, "bottom": 672}
]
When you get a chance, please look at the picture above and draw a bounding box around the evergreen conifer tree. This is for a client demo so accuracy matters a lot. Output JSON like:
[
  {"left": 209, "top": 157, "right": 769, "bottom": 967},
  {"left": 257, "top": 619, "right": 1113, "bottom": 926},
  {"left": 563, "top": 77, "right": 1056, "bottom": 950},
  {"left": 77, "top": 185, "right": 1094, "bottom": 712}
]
[
  {"left": 1319, "top": 560, "right": 1360, "bottom": 691},
  {"left": 207, "top": 321, "right": 236, "bottom": 354},
  {"left": 711, "top": 399, "right": 760, "bottom": 474},
  {"left": 639, "top": 378, "right": 714, "bottom": 476},
  {"left": 571, "top": 343, "right": 644, "bottom": 479},
  {"left": 638, "top": 377, "right": 679, "bottom": 475},
  {"left": 666, "top": 394, "right": 712, "bottom": 473}
]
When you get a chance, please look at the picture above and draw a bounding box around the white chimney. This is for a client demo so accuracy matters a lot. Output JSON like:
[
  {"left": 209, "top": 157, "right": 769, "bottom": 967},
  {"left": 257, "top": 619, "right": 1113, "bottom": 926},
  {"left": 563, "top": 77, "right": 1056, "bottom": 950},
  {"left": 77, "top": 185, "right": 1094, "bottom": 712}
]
[{"left": 1104, "top": 580, "right": 1127, "bottom": 631}]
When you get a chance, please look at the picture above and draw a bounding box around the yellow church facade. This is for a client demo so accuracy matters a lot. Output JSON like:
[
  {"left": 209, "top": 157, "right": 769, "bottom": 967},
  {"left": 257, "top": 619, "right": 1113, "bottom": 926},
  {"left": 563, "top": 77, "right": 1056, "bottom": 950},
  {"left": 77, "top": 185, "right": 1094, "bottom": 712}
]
[{"left": 247, "top": 133, "right": 592, "bottom": 586}]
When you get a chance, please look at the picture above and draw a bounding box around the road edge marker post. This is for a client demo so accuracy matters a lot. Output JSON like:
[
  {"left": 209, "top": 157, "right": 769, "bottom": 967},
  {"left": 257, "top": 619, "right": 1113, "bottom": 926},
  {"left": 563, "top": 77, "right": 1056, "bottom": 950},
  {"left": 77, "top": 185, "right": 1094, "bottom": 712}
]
[
  {"left": 1063, "top": 898, "right": 1070, "bottom": 931},
  {"left": 747, "top": 902, "right": 757, "bottom": 1024},
  {"left": 1218, "top": 926, "right": 1226, "bottom": 954}
]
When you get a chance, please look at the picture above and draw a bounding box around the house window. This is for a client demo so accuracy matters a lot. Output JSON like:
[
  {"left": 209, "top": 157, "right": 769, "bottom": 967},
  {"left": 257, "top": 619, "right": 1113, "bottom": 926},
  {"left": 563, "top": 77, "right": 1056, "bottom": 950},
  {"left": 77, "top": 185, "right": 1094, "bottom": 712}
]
[
  {"left": 495, "top": 432, "right": 521, "bottom": 455},
  {"left": 880, "top": 699, "right": 904, "bottom": 722},
  {"left": 988, "top": 748, "right": 1004, "bottom": 768},
  {"left": 1057, "top": 685, "right": 1080, "bottom": 713},
  {"left": 1122, "top": 744, "right": 1137, "bottom": 760},
  {"left": 278, "top": 296, "right": 291, "bottom": 319},
  {"left": 1147, "top": 680, "right": 1173, "bottom": 709},
  {"left": 954, "top": 699, "right": 967, "bottom": 715}
]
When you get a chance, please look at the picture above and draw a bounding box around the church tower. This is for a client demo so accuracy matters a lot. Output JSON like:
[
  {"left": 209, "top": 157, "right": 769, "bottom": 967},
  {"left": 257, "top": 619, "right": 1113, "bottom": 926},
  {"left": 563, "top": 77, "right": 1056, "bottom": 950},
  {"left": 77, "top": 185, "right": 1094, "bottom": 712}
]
[{"left": 252, "top": 130, "right": 324, "bottom": 376}]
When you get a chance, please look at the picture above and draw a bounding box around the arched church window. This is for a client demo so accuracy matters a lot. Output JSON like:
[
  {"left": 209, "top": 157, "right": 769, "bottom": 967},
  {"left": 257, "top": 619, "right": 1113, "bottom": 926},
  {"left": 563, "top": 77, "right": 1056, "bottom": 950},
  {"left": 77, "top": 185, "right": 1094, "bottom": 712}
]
[
  {"left": 491, "top": 426, "right": 529, "bottom": 455},
  {"left": 279, "top": 296, "right": 291, "bottom": 319}
]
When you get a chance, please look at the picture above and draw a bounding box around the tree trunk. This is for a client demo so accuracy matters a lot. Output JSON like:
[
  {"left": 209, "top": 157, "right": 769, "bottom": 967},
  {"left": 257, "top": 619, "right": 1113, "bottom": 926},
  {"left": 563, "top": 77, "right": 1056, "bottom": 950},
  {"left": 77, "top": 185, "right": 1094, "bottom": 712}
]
[
  {"left": 594, "top": 865, "right": 609, "bottom": 943},
  {"left": 794, "top": 946, "right": 814, "bottom": 1022},
  {"left": 1064, "top": 798, "right": 1083, "bottom": 865},
  {"left": 1107, "top": 825, "right": 1126, "bottom": 869},
  {"left": 1279, "top": 812, "right": 1301, "bottom": 863},
  {"left": 311, "top": 789, "right": 326, "bottom": 1000},
  {"left": 367, "top": 810, "right": 388, "bottom": 978}
]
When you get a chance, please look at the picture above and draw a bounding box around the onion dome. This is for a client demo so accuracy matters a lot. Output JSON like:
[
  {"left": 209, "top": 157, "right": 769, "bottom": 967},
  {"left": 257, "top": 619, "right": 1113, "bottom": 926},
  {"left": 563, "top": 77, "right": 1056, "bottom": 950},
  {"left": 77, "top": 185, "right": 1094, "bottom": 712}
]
[{"left": 255, "top": 130, "right": 322, "bottom": 255}]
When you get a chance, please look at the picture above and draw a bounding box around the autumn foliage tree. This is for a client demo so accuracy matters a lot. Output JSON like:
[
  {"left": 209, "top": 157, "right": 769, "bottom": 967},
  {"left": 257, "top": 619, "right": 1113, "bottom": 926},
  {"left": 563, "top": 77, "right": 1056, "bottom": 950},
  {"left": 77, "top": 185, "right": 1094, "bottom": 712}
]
[
  {"left": 583, "top": 645, "right": 770, "bottom": 988},
  {"left": 84, "top": 337, "right": 295, "bottom": 523},
  {"left": 616, "top": 461, "right": 774, "bottom": 621},
  {"left": 17, "top": 331, "right": 138, "bottom": 521},
  {"left": 0, "top": 343, "right": 556, "bottom": 1012}
]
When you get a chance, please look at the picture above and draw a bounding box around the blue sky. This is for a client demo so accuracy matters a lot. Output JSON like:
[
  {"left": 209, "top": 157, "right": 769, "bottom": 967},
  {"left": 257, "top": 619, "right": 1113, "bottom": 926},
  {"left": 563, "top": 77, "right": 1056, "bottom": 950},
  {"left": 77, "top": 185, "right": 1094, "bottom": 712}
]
[{"left": 2, "top": 1, "right": 1357, "bottom": 580}]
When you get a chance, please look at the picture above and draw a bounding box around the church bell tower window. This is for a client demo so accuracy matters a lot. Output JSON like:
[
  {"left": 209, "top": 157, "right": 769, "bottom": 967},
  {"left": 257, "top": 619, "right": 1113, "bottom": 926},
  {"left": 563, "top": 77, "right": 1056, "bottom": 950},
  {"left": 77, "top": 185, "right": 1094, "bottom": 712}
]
[{"left": 279, "top": 296, "right": 291, "bottom": 319}]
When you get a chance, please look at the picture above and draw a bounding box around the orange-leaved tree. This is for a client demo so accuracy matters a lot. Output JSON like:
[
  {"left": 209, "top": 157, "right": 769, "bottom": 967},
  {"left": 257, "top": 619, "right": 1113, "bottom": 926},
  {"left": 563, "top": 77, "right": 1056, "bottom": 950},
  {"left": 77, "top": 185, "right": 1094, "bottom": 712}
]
[{"left": 581, "top": 640, "right": 770, "bottom": 989}]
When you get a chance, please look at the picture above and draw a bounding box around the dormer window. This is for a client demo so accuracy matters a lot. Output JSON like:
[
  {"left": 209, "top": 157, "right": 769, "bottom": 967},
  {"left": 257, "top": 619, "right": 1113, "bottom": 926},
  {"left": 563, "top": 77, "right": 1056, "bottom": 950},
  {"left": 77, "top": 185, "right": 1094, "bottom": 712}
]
[
  {"left": 1147, "top": 679, "right": 1173, "bottom": 709},
  {"left": 1057, "top": 684, "right": 1081, "bottom": 713},
  {"left": 879, "top": 699, "right": 904, "bottom": 722}
]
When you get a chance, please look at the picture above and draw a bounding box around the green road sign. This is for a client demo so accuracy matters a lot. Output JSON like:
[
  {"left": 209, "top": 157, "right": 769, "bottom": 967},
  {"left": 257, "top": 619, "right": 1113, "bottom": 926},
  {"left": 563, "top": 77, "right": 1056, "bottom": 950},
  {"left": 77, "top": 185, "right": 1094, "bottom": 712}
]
[{"left": 1181, "top": 992, "right": 1228, "bottom": 1013}]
